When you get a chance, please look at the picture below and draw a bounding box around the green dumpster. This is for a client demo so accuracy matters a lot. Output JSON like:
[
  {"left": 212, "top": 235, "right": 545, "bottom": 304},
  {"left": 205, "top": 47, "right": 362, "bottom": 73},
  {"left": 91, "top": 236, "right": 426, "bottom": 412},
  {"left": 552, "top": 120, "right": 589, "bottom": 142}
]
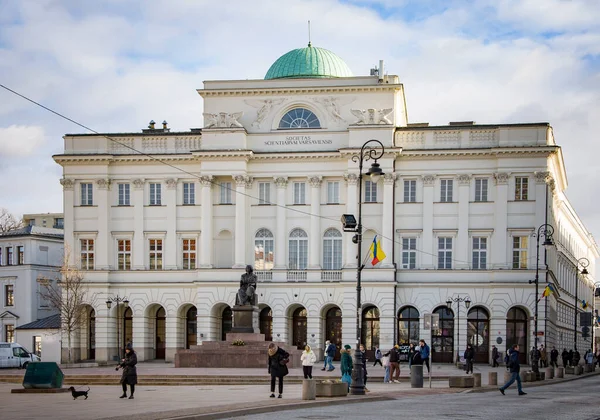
[{"left": 22, "top": 362, "right": 64, "bottom": 389}]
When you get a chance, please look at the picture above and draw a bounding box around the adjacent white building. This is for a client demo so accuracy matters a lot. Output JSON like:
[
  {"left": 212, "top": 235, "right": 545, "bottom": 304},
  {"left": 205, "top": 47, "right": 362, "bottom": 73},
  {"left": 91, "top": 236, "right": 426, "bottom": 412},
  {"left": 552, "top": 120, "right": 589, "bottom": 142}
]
[{"left": 53, "top": 45, "right": 598, "bottom": 364}]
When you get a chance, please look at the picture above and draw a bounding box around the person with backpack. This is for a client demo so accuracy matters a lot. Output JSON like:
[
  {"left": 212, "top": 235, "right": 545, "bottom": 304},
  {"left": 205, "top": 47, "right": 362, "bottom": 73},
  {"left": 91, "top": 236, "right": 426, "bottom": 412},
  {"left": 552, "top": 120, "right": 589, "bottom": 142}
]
[
  {"left": 499, "top": 344, "right": 526, "bottom": 396},
  {"left": 464, "top": 344, "right": 475, "bottom": 374},
  {"left": 373, "top": 346, "right": 383, "bottom": 366},
  {"left": 322, "top": 341, "right": 336, "bottom": 371},
  {"left": 384, "top": 344, "right": 401, "bottom": 383},
  {"left": 419, "top": 339, "right": 430, "bottom": 373}
]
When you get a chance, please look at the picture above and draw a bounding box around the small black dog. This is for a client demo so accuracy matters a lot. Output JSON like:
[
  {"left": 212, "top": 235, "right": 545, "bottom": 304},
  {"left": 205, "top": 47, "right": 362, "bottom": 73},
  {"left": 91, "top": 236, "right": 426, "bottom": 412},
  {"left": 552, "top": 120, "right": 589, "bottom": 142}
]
[{"left": 68, "top": 386, "right": 90, "bottom": 400}]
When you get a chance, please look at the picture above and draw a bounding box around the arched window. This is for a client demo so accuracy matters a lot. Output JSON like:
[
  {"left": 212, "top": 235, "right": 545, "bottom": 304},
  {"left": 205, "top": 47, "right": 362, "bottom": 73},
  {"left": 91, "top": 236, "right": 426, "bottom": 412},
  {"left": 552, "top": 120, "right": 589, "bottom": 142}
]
[
  {"left": 467, "top": 306, "right": 490, "bottom": 363},
  {"left": 122, "top": 307, "right": 133, "bottom": 350},
  {"left": 506, "top": 307, "right": 528, "bottom": 365},
  {"left": 155, "top": 307, "right": 166, "bottom": 359},
  {"left": 326, "top": 307, "right": 343, "bottom": 361},
  {"left": 361, "top": 306, "right": 380, "bottom": 355},
  {"left": 260, "top": 307, "right": 273, "bottom": 342},
  {"left": 186, "top": 307, "right": 197, "bottom": 349},
  {"left": 292, "top": 307, "right": 307, "bottom": 350},
  {"left": 398, "top": 306, "right": 420, "bottom": 346},
  {"left": 255, "top": 229, "right": 274, "bottom": 270},
  {"left": 289, "top": 229, "right": 308, "bottom": 270},
  {"left": 323, "top": 228, "right": 342, "bottom": 270},
  {"left": 222, "top": 306, "right": 232, "bottom": 341},
  {"left": 432, "top": 306, "right": 454, "bottom": 363},
  {"left": 279, "top": 108, "right": 320, "bottom": 129}
]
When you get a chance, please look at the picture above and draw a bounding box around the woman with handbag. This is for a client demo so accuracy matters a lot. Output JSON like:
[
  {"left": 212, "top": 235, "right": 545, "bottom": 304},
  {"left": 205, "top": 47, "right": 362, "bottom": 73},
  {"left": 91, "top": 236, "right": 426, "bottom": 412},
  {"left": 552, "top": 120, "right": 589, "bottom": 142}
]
[
  {"left": 267, "top": 342, "right": 289, "bottom": 398},
  {"left": 340, "top": 344, "right": 353, "bottom": 391}
]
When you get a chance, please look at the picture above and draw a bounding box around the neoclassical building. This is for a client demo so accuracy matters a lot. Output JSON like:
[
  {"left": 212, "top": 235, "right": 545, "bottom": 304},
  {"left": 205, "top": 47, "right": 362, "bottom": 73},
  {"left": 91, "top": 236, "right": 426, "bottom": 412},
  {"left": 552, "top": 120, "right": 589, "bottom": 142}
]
[{"left": 54, "top": 45, "right": 598, "bottom": 364}]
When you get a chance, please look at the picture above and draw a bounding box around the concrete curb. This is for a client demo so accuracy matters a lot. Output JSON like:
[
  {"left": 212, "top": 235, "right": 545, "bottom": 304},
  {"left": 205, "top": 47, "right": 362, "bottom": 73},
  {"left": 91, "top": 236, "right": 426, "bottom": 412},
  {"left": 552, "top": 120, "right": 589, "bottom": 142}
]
[{"left": 465, "top": 370, "right": 600, "bottom": 393}]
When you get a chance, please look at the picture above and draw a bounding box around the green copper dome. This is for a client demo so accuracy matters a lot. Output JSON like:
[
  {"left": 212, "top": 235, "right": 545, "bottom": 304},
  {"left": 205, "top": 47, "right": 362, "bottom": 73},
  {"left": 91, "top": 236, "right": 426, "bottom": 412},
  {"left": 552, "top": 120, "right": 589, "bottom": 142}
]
[{"left": 265, "top": 44, "right": 353, "bottom": 80}]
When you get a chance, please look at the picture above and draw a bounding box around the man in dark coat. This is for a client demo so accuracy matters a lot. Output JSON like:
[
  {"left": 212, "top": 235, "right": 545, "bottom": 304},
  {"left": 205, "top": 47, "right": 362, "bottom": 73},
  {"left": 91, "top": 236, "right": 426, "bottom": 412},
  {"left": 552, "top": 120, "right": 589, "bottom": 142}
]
[
  {"left": 573, "top": 349, "right": 581, "bottom": 366},
  {"left": 550, "top": 347, "right": 559, "bottom": 368},
  {"left": 568, "top": 349, "right": 574, "bottom": 366},
  {"left": 464, "top": 344, "right": 475, "bottom": 374},
  {"left": 562, "top": 349, "right": 569, "bottom": 367},
  {"left": 492, "top": 345, "right": 499, "bottom": 368},
  {"left": 267, "top": 343, "right": 289, "bottom": 398},
  {"left": 117, "top": 343, "right": 137, "bottom": 399},
  {"left": 499, "top": 344, "right": 526, "bottom": 396}
]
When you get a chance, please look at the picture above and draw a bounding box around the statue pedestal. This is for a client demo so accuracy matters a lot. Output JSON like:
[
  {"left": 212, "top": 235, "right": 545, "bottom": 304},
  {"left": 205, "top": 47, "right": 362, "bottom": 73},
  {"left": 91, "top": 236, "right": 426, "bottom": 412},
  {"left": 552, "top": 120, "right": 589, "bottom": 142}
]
[{"left": 231, "top": 305, "right": 259, "bottom": 334}]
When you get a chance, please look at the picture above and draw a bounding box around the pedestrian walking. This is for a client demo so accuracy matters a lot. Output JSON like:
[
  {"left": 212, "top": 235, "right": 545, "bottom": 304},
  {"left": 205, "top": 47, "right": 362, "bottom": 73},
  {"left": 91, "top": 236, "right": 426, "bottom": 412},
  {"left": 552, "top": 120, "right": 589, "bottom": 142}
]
[
  {"left": 419, "top": 339, "right": 430, "bottom": 373},
  {"left": 464, "top": 344, "right": 475, "bottom": 374},
  {"left": 267, "top": 342, "right": 289, "bottom": 398},
  {"left": 373, "top": 346, "right": 383, "bottom": 366},
  {"left": 573, "top": 349, "right": 581, "bottom": 366},
  {"left": 562, "top": 348, "right": 569, "bottom": 367},
  {"left": 359, "top": 343, "right": 369, "bottom": 392},
  {"left": 568, "top": 349, "right": 574, "bottom": 366},
  {"left": 321, "top": 340, "right": 336, "bottom": 371},
  {"left": 408, "top": 342, "right": 416, "bottom": 369},
  {"left": 340, "top": 344, "right": 353, "bottom": 390},
  {"left": 492, "top": 345, "right": 499, "bottom": 368},
  {"left": 585, "top": 349, "right": 594, "bottom": 366},
  {"left": 596, "top": 348, "right": 600, "bottom": 368},
  {"left": 550, "top": 346, "right": 559, "bottom": 368},
  {"left": 116, "top": 343, "right": 137, "bottom": 399},
  {"left": 539, "top": 344, "right": 547, "bottom": 368},
  {"left": 499, "top": 344, "right": 527, "bottom": 396},
  {"left": 382, "top": 352, "right": 391, "bottom": 383},
  {"left": 301, "top": 345, "right": 316, "bottom": 379},
  {"left": 384, "top": 344, "right": 401, "bottom": 383},
  {"left": 321, "top": 340, "right": 330, "bottom": 371}
]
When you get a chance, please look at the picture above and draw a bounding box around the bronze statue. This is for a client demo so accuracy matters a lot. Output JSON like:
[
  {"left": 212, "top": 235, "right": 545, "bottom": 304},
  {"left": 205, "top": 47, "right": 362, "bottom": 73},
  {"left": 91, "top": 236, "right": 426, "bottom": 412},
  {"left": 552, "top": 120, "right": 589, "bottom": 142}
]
[{"left": 236, "top": 265, "right": 257, "bottom": 306}]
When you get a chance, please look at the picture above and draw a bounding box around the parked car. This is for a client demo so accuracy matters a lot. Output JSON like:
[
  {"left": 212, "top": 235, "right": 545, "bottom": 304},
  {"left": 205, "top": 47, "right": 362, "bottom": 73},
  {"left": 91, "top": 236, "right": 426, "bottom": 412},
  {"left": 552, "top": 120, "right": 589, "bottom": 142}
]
[{"left": 0, "top": 343, "right": 41, "bottom": 369}]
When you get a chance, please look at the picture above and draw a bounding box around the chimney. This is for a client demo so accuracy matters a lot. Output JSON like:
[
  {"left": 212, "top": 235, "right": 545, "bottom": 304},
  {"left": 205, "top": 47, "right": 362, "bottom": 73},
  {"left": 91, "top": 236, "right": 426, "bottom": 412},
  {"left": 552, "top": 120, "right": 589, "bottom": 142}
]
[
  {"left": 148, "top": 120, "right": 156, "bottom": 130},
  {"left": 378, "top": 60, "right": 384, "bottom": 82},
  {"left": 162, "top": 120, "right": 169, "bottom": 131}
]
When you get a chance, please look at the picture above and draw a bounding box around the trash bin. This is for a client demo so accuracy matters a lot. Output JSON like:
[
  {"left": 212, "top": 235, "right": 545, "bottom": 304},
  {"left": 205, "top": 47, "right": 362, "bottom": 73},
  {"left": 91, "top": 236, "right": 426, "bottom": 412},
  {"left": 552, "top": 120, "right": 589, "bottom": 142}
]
[{"left": 410, "top": 364, "right": 423, "bottom": 388}]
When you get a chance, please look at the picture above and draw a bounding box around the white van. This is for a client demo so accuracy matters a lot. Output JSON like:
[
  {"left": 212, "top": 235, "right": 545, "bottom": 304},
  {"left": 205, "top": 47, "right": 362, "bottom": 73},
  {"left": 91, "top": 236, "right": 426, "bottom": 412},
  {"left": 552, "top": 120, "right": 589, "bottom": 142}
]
[{"left": 0, "top": 342, "right": 41, "bottom": 369}]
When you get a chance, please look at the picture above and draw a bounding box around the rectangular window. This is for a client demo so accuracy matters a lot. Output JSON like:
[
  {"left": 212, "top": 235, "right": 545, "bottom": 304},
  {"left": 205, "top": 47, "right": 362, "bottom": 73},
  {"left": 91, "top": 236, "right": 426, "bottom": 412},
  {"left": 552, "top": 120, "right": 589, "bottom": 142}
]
[
  {"left": 5, "top": 284, "right": 14, "bottom": 306},
  {"left": 404, "top": 180, "right": 416, "bottom": 203},
  {"left": 80, "top": 239, "right": 94, "bottom": 270},
  {"left": 293, "top": 182, "right": 306, "bottom": 205},
  {"left": 365, "top": 181, "right": 377, "bottom": 203},
  {"left": 7, "top": 247, "right": 13, "bottom": 265},
  {"left": 515, "top": 177, "right": 528, "bottom": 200},
  {"left": 54, "top": 218, "right": 64, "bottom": 229},
  {"left": 149, "top": 239, "right": 163, "bottom": 270},
  {"left": 118, "top": 183, "right": 130, "bottom": 206},
  {"left": 149, "top": 183, "right": 162, "bottom": 205},
  {"left": 81, "top": 183, "right": 93, "bottom": 206},
  {"left": 5, "top": 325, "right": 14, "bottom": 343},
  {"left": 117, "top": 239, "right": 131, "bottom": 270},
  {"left": 401, "top": 238, "right": 417, "bottom": 269},
  {"left": 220, "top": 182, "right": 232, "bottom": 204},
  {"left": 440, "top": 179, "right": 453, "bottom": 202},
  {"left": 327, "top": 181, "right": 340, "bottom": 204},
  {"left": 474, "top": 179, "right": 488, "bottom": 202},
  {"left": 17, "top": 246, "right": 24, "bottom": 265},
  {"left": 512, "top": 236, "right": 528, "bottom": 269},
  {"left": 438, "top": 237, "right": 452, "bottom": 269},
  {"left": 0, "top": 248, "right": 2, "bottom": 265},
  {"left": 183, "top": 182, "right": 195, "bottom": 205},
  {"left": 258, "top": 182, "right": 271, "bottom": 205},
  {"left": 472, "top": 237, "right": 487, "bottom": 269},
  {"left": 182, "top": 239, "right": 197, "bottom": 270}
]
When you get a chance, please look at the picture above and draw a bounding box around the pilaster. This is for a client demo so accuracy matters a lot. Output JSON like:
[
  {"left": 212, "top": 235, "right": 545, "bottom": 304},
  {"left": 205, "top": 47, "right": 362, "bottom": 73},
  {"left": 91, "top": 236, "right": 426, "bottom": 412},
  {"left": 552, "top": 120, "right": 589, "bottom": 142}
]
[
  {"left": 421, "top": 175, "right": 435, "bottom": 269},
  {"left": 95, "top": 179, "right": 111, "bottom": 270},
  {"left": 308, "top": 176, "right": 322, "bottom": 269},
  {"left": 274, "top": 177, "right": 288, "bottom": 269},
  {"left": 234, "top": 175, "right": 253, "bottom": 268},
  {"left": 344, "top": 173, "right": 358, "bottom": 268},
  {"left": 199, "top": 176, "right": 214, "bottom": 268},
  {"left": 165, "top": 178, "right": 178, "bottom": 270},
  {"left": 456, "top": 174, "right": 471, "bottom": 269},
  {"left": 492, "top": 173, "right": 509, "bottom": 269},
  {"left": 381, "top": 172, "right": 396, "bottom": 268},
  {"left": 60, "top": 178, "right": 75, "bottom": 265},
  {"left": 132, "top": 179, "right": 145, "bottom": 270}
]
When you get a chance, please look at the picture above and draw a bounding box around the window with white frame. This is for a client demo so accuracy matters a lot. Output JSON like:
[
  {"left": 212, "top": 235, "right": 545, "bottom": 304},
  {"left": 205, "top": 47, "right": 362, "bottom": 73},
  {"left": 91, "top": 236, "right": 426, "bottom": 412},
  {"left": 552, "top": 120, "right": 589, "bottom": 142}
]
[
  {"left": 512, "top": 236, "right": 528, "bottom": 269},
  {"left": 288, "top": 228, "right": 308, "bottom": 270},
  {"left": 327, "top": 181, "right": 340, "bottom": 204},
  {"left": 258, "top": 182, "right": 271, "bottom": 205},
  {"left": 182, "top": 239, "right": 196, "bottom": 269},
  {"left": 401, "top": 238, "right": 417, "bottom": 269},
  {"left": 254, "top": 229, "right": 274, "bottom": 270},
  {"left": 149, "top": 239, "right": 163, "bottom": 270},
  {"left": 293, "top": 182, "right": 306, "bottom": 205},
  {"left": 515, "top": 177, "right": 528, "bottom": 200},
  {"left": 81, "top": 183, "right": 93, "bottom": 206},
  {"left": 6, "top": 247, "right": 12, "bottom": 265},
  {"left": 404, "top": 180, "right": 416, "bottom": 203},
  {"left": 118, "top": 183, "right": 130, "bottom": 206},
  {"left": 220, "top": 182, "right": 232, "bottom": 204},
  {"left": 440, "top": 179, "right": 453, "bottom": 202},
  {"left": 472, "top": 237, "right": 487, "bottom": 269},
  {"left": 17, "top": 246, "right": 24, "bottom": 265},
  {"left": 80, "top": 239, "right": 94, "bottom": 270},
  {"left": 474, "top": 178, "right": 488, "bottom": 202},
  {"left": 323, "top": 228, "right": 342, "bottom": 270},
  {"left": 437, "top": 237, "right": 452, "bottom": 269},
  {"left": 149, "top": 183, "right": 162, "bottom": 205},
  {"left": 5, "top": 324, "right": 14, "bottom": 342},
  {"left": 183, "top": 182, "right": 195, "bottom": 205},
  {"left": 365, "top": 180, "right": 377, "bottom": 203},
  {"left": 117, "top": 239, "right": 131, "bottom": 270},
  {"left": 5, "top": 284, "right": 14, "bottom": 306}
]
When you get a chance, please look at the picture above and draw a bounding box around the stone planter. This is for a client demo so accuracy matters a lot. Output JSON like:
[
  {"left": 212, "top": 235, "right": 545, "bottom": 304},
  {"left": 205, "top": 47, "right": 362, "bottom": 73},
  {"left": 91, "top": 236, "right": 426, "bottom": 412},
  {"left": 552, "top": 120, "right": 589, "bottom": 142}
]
[
  {"left": 315, "top": 381, "right": 348, "bottom": 397},
  {"left": 448, "top": 376, "right": 474, "bottom": 388}
]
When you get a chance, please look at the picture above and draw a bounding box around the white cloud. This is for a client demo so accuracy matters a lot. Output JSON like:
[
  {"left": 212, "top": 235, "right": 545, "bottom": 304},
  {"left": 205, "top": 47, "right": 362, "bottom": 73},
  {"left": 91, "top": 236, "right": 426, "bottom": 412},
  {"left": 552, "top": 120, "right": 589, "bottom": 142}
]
[{"left": 0, "top": 125, "right": 46, "bottom": 157}]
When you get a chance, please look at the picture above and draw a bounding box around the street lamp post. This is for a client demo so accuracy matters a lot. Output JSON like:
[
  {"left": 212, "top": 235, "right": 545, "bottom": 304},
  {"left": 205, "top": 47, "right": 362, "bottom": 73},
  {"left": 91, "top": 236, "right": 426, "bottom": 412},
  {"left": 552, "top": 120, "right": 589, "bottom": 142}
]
[
  {"left": 106, "top": 295, "right": 129, "bottom": 361},
  {"left": 574, "top": 258, "right": 589, "bottom": 352},
  {"left": 446, "top": 296, "right": 471, "bottom": 365},
  {"left": 341, "top": 139, "right": 385, "bottom": 396},
  {"left": 593, "top": 281, "right": 600, "bottom": 351}
]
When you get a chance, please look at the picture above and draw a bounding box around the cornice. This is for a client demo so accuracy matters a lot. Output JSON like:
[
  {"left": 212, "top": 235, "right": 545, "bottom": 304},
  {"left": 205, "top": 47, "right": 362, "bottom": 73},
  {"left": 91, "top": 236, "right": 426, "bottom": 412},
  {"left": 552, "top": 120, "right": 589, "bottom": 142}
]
[
  {"left": 191, "top": 150, "right": 254, "bottom": 161},
  {"left": 198, "top": 85, "right": 402, "bottom": 97},
  {"left": 338, "top": 147, "right": 403, "bottom": 158},
  {"left": 400, "top": 146, "right": 558, "bottom": 159},
  {"left": 252, "top": 152, "right": 341, "bottom": 161}
]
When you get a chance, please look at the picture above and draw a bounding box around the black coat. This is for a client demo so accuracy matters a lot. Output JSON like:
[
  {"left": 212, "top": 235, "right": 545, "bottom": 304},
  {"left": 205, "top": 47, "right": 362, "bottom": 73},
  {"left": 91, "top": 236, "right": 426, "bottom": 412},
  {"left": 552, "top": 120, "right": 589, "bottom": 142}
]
[
  {"left": 268, "top": 347, "right": 290, "bottom": 377},
  {"left": 119, "top": 351, "right": 138, "bottom": 385},
  {"left": 464, "top": 348, "right": 475, "bottom": 361},
  {"left": 551, "top": 349, "right": 559, "bottom": 362},
  {"left": 508, "top": 349, "right": 521, "bottom": 373}
]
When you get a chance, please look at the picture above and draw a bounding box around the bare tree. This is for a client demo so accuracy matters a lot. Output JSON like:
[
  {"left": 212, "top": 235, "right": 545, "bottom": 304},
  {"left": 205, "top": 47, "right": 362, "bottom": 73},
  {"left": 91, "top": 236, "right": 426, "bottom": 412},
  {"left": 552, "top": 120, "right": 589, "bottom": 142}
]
[
  {"left": 0, "top": 208, "right": 23, "bottom": 233},
  {"left": 38, "top": 246, "right": 88, "bottom": 364}
]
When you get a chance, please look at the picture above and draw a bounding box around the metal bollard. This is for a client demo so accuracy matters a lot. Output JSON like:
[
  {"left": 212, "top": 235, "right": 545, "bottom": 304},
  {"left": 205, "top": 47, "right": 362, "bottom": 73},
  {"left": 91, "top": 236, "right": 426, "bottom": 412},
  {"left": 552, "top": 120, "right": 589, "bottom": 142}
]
[
  {"left": 410, "top": 364, "right": 424, "bottom": 388},
  {"left": 488, "top": 371, "right": 497, "bottom": 386}
]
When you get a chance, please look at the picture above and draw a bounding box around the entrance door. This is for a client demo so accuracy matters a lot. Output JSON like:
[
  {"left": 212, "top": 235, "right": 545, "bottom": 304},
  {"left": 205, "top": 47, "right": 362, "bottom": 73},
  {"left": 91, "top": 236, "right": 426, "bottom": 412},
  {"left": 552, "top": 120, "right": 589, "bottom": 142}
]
[
  {"left": 186, "top": 307, "right": 197, "bottom": 349},
  {"left": 155, "top": 307, "right": 166, "bottom": 359},
  {"left": 467, "top": 307, "right": 490, "bottom": 363},
  {"left": 222, "top": 306, "right": 232, "bottom": 341},
  {"left": 361, "top": 306, "right": 380, "bottom": 361},
  {"left": 506, "top": 307, "right": 528, "bottom": 365},
  {"left": 88, "top": 309, "right": 96, "bottom": 360},
  {"left": 432, "top": 306, "right": 454, "bottom": 363},
  {"left": 325, "top": 307, "right": 343, "bottom": 361},
  {"left": 260, "top": 307, "right": 273, "bottom": 342},
  {"left": 292, "top": 307, "right": 307, "bottom": 350},
  {"left": 123, "top": 308, "right": 133, "bottom": 349}
]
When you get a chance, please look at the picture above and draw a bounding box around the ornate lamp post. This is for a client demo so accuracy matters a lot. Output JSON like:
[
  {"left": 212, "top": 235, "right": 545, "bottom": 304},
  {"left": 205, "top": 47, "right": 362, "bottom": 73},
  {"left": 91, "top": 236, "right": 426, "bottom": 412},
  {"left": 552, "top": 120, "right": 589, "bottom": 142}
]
[
  {"left": 446, "top": 295, "right": 471, "bottom": 365},
  {"left": 574, "top": 258, "right": 589, "bottom": 351},
  {"left": 341, "top": 139, "right": 385, "bottom": 396},
  {"left": 106, "top": 295, "right": 129, "bottom": 361}
]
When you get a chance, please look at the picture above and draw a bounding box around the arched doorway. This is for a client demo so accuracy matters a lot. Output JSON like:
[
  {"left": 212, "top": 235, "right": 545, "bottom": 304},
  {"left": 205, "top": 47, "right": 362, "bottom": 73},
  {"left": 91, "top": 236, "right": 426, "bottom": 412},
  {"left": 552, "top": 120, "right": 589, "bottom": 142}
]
[
  {"left": 88, "top": 308, "right": 96, "bottom": 360},
  {"left": 155, "top": 307, "right": 166, "bottom": 359},
  {"left": 361, "top": 306, "right": 380, "bottom": 360},
  {"left": 292, "top": 307, "right": 307, "bottom": 350},
  {"left": 432, "top": 306, "right": 454, "bottom": 363},
  {"left": 325, "top": 307, "right": 343, "bottom": 361},
  {"left": 398, "top": 306, "right": 420, "bottom": 362},
  {"left": 186, "top": 307, "right": 197, "bottom": 349},
  {"left": 506, "top": 307, "right": 528, "bottom": 365},
  {"left": 467, "top": 307, "right": 490, "bottom": 363},
  {"left": 222, "top": 306, "right": 232, "bottom": 341},
  {"left": 122, "top": 307, "right": 133, "bottom": 350},
  {"left": 260, "top": 306, "right": 273, "bottom": 342}
]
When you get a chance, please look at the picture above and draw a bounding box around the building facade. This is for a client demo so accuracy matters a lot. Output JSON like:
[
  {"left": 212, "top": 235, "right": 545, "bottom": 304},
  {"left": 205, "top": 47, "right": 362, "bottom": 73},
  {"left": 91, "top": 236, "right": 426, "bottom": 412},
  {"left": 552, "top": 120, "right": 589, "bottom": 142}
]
[
  {"left": 23, "top": 213, "right": 65, "bottom": 230},
  {"left": 54, "top": 45, "right": 598, "bottom": 364}
]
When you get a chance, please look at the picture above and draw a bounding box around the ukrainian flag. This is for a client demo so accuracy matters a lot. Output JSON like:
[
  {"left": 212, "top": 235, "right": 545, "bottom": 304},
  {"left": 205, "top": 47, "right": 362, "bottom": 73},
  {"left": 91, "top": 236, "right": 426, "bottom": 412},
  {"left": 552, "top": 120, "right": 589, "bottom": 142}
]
[
  {"left": 540, "top": 284, "right": 556, "bottom": 300},
  {"left": 369, "top": 235, "right": 386, "bottom": 265}
]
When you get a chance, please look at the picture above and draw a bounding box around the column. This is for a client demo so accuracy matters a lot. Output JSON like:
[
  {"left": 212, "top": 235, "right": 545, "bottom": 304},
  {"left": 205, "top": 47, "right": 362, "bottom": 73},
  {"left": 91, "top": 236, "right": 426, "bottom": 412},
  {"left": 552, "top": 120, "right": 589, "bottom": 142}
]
[
  {"left": 456, "top": 174, "right": 471, "bottom": 269},
  {"left": 421, "top": 175, "right": 435, "bottom": 269},
  {"left": 274, "top": 177, "right": 288, "bottom": 269},
  {"left": 165, "top": 179, "right": 178, "bottom": 270},
  {"left": 381, "top": 173, "right": 396, "bottom": 268},
  {"left": 199, "top": 176, "right": 213, "bottom": 268},
  {"left": 309, "top": 176, "right": 322, "bottom": 269},
  {"left": 164, "top": 313, "right": 179, "bottom": 362},
  {"left": 534, "top": 171, "right": 549, "bottom": 226},
  {"left": 234, "top": 175, "right": 252, "bottom": 268},
  {"left": 60, "top": 178, "right": 75, "bottom": 265},
  {"left": 307, "top": 315, "right": 323, "bottom": 359},
  {"left": 344, "top": 173, "right": 358, "bottom": 268},
  {"left": 95, "top": 179, "right": 111, "bottom": 270},
  {"left": 132, "top": 179, "right": 145, "bottom": 270},
  {"left": 492, "top": 173, "right": 509, "bottom": 269}
]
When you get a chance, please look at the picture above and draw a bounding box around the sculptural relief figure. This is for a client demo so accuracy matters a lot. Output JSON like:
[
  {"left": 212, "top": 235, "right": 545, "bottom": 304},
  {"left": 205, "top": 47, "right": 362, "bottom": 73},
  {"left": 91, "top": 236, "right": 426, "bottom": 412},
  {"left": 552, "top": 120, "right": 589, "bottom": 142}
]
[
  {"left": 202, "top": 112, "right": 244, "bottom": 128},
  {"left": 350, "top": 109, "right": 368, "bottom": 125},
  {"left": 313, "top": 96, "right": 355, "bottom": 123},
  {"left": 245, "top": 99, "right": 285, "bottom": 128},
  {"left": 236, "top": 265, "right": 258, "bottom": 306},
  {"left": 350, "top": 108, "right": 394, "bottom": 125}
]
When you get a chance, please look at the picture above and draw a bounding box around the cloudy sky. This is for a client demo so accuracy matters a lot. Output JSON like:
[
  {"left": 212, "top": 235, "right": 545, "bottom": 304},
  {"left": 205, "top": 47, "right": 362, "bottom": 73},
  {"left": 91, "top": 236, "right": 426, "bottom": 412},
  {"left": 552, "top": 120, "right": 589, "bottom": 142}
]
[{"left": 0, "top": 0, "right": 599, "bottom": 255}]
